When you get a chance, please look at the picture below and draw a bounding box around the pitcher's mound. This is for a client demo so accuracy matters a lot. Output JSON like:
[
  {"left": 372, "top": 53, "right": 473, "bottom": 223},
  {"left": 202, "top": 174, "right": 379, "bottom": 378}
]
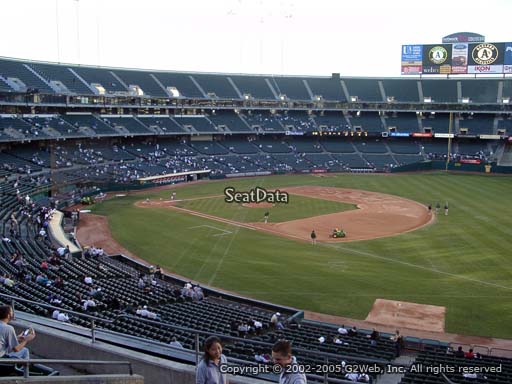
[{"left": 365, "top": 299, "right": 445, "bottom": 332}]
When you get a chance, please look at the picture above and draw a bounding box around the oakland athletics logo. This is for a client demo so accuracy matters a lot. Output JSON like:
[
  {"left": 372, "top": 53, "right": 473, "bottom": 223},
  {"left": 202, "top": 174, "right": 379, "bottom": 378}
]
[
  {"left": 472, "top": 44, "right": 498, "bottom": 65},
  {"left": 429, "top": 46, "right": 448, "bottom": 64}
]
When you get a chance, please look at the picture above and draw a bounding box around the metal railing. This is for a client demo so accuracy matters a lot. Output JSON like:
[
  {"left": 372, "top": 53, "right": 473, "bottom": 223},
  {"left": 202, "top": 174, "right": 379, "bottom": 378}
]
[
  {"left": 0, "top": 358, "right": 133, "bottom": 379},
  {"left": 0, "top": 292, "right": 398, "bottom": 383}
]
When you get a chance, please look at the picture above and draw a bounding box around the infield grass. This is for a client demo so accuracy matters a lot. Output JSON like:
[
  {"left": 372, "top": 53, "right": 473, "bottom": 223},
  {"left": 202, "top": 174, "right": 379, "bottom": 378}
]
[
  {"left": 91, "top": 172, "right": 512, "bottom": 339},
  {"left": 175, "top": 194, "right": 357, "bottom": 223}
]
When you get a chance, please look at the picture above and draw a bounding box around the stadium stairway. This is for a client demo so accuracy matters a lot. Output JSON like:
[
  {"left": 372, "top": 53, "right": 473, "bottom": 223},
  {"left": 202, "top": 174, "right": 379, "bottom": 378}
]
[
  {"left": 376, "top": 354, "right": 417, "bottom": 384},
  {"left": 498, "top": 143, "right": 512, "bottom": 166}
]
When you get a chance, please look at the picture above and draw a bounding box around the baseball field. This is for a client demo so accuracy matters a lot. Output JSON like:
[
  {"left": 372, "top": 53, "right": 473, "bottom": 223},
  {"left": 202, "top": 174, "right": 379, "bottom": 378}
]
[{"left": 89, "top": 172, "right": 512, "bottom": 339}]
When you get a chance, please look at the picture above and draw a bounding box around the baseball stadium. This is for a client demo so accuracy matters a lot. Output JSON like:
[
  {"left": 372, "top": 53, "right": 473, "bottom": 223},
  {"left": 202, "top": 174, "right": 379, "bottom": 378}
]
[{"left": 0, "top": 4, "right": 512, "bottom": 383}]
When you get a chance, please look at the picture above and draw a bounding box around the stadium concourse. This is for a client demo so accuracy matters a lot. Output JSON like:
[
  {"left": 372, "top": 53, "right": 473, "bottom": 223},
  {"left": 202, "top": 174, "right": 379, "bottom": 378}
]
[{"left": 0, "top": 56, "right": 511, "bottom": 383}]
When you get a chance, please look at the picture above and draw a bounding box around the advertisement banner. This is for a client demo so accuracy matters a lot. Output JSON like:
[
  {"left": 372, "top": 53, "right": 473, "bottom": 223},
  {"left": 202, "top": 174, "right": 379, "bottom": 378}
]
[
  {"left": 460, "top": 159, "right": 482, "bottom": 164},
  {"left": 468, "top": 43, "right": 504, "bottom": 66},
  {"left": 422, "top": 44, "right": 452, "bottom": 74},
  {"left": 434, "top": 133, "right": 454, "bottom": 138},
  {"left": 401, "top": 65, "right": 422, "bottom": 74},
  {"left": 402, "top": 41, "right": 512, "bottom": 75},
  {"left": 402, "top": 45, "right": 423, "bottom": 62},
  {"left": 479, "top": 134, "right": 501, "bottom": 140},
  {"left": 451, "top": 43, "right": 468, "bottom": 74},
  {"left": 401, "top": 45, "right": 423, "bottom": 74},
  {"left": 505, "top": 43, "right": 512, "bottom": 64},
  {"left": 468, "top": 65, "right": 504, "bottom": 74},
  {"left": 412, "top": 132, "right": 433, "bottom": 138},
  {"left": 389, "top": 132, "right": 411, "bottom": 137}
]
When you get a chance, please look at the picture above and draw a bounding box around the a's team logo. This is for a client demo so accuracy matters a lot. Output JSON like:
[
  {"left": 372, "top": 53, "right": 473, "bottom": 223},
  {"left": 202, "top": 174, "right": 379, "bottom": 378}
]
[
  {"left": 429, "top": 46, "right": 448, "bottom": 64},
  {"left": 472, "top": 44, "right": 498, "bottom": 65}
]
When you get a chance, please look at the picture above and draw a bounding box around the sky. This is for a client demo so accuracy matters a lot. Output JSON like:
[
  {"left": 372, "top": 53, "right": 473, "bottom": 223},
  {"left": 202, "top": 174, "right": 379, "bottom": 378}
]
[{"left": 1, "top": 0, "right": 511, "bottom": 77}]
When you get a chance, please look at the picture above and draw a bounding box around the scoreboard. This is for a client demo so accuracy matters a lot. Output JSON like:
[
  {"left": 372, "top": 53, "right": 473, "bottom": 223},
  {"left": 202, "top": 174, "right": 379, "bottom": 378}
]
[{"left": 401, "top": 42, "right": 512, "bottom": 75}]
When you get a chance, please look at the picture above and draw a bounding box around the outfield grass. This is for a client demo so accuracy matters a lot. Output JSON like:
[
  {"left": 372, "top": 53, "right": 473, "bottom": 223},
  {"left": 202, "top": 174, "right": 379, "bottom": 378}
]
[
  {"left": 91, "top": 172, "right": 512, "bottom": 339},
  {"left": 175, "top": 194, "right": 357, "bottom": 223}
]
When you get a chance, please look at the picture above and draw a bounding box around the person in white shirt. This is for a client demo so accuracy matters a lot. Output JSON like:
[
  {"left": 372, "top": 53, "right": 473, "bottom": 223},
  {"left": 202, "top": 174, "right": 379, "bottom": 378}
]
[
  {"left": 57, "top": 313, "right": 69, "bottom": 322},
  {"left": 169, "top": 337, "right": 183, "bottom": 349},
  {"left": 271, "top": 312, "right": 280, "bottom": 328},
  {"left": 82, "top": 298, "right": 96, "bottom": 311},
  {"left": 139, "top": 306, "right": 151, "bottom": 317},
  {"left": 52, "top": 310, "right": 60, "bottom": 319},
  {"left": 84, "top": 276, "right": 94, "bottom": 285}
]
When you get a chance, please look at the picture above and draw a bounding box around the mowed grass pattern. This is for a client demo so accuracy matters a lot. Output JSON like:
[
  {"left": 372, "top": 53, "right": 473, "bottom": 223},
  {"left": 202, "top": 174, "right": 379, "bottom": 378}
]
[
  {"left": 175, "top": 194, "right": 357, "bottom": 223},
  {"left": 91, "top": 173, "right": 512, "bottom": 338}
]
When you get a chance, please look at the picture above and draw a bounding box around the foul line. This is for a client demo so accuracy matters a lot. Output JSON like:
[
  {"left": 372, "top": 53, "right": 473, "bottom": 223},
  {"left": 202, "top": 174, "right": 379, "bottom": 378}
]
[
  {"left": 189, "top": 225, "right": 233, "bottom": 237},
  {"left": 168, "top": 203, "right": 512, "bottom": 292}
]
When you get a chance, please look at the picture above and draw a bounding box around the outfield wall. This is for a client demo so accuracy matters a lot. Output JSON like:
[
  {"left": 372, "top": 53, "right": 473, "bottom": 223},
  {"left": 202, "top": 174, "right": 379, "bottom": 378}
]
[{"left": 392, "top": 161, "right": 512, "bottom": 174}]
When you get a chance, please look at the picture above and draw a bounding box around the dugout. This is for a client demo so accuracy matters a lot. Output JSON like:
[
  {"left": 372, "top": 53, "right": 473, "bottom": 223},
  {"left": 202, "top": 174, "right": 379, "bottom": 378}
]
[{"left": 137, "top": 170, "right": 211, "bottom": 185}]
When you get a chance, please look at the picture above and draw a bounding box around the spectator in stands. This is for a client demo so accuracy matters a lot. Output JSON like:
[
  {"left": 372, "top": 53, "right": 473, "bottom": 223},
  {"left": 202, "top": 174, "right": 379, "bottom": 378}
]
[
  {"left": 90, "top": 286, "right": 103, "bottom": 300},
  {"left": 169, "top": 337, "right": 183, "bottom": 349},
  {"left": 237, "top": 322, "right": 250, "bottom": 337},
  {"left": 391, "top": 330, "right": 404, "bottom": 357},
  {"left": 57, "top": 312, "right": 70, "bottom": 322},
  {"left": 454, "top": 346, "right": 465, "bottom": 358},
  {"left": 38, "top": 228, "right": 46, "bottom": 240},
  {"left": 462, "top": 372, "right": 487, "bottom": 380},
  {"left": 344, "top": 372, "right": 370, "bottom": 382},
  {"left": 271, "top": 312, "right": 280, "bottom": 328},
  {"left": 0, "top": 305, "right": 35, "bottom": 360},
  {"left": 196, "top": 335, "right": 228, "bottom": 384},
  {"left": 338, "top": 325, "right": 348, "bottom": 335},
  {"left": 54, "top": 276, "right": 64, "bottom": 289},
  {"left": 465, "top": 348, "right": 475, "bottom": 359},
  {"left": 367, "top": 328, "right": 380, "bottom": 346},
  {"left": 35, "top": 273, "right": 50, "bottom": 286},
  {"left": 40, "top": 259, "right": 49, "bottom": 271},
  {"left": 252, "top": 319, "right": 263, "bottom": 335},
  {"left": 271, "top": 340, "right": 307, "bottom": 384},
  {"left": 2, "top": 275, "right": 15, "bottom": 288},
  {"left": 154, "top": 265, "right": 162, "bottom": 279},
  {"left": 52, "top": 309, "right": 60, "bottom": 320},
  {"left": 84, "top": 275, "right": 94, "bottom": 285},
  {"left": 56, "top": 246, "right": 67, "bottom": 257},
  {"left": 254, "top": 351, "right": 271, "bottom": 364},
  {"left": 82, "top": 297, "right": 96, "bottom": 312},
  {"left": 348, "top": 326, "right": 358, "bottom": 337}
]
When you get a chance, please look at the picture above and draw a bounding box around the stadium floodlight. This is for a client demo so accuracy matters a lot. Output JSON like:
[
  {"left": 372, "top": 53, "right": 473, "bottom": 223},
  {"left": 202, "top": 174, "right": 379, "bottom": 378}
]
[
  {"left": 386, "top": 96, "right": 395, "bottom": 103},
  {"left": 502, "top": 97, "right": 510, "bottom": 104},
  {"left": 350, "top": 96, "right": 358, "bottom": 102},
  {"left": 462, "top": 97, "right": 471, "bottom": 104},
  {"left": 243, "top": 94, "right": 251, "bottom": 100},
  {"left": 423, "top": 96, "right": 432, "bottom": 103}
]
